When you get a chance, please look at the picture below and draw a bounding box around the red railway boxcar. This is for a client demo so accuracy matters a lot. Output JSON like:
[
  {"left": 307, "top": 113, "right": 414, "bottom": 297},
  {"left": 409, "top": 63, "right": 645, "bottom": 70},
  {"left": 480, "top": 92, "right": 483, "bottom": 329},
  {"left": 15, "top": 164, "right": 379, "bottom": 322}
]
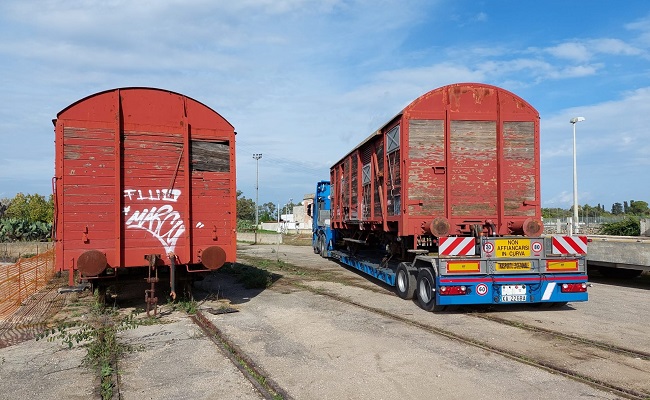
[
  {"left": 330, "top": 82, "right": 543, "bottom": 255},
  {"left": 53, "top": 87, "right": 236, "bottom": 308}
]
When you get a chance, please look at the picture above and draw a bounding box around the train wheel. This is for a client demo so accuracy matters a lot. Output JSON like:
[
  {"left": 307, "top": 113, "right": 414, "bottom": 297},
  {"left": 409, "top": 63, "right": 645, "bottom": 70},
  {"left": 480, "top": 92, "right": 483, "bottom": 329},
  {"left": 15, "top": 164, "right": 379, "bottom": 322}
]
[
  {"left": 395, "top": 263, "right": 416, "bottom": 300},
  {"left": 416, "top": 268, "right": 445, "bottom": 312}
]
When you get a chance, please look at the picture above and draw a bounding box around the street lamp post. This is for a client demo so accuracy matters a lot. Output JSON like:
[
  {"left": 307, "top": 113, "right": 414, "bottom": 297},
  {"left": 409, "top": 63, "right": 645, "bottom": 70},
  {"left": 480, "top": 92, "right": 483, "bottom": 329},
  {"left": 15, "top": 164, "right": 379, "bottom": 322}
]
[
  {"left": 570, "top": 117, "right": 585, "bottom": 234},
  {"left": 253, "top": 153, "right": 262, "bottom": 243}
]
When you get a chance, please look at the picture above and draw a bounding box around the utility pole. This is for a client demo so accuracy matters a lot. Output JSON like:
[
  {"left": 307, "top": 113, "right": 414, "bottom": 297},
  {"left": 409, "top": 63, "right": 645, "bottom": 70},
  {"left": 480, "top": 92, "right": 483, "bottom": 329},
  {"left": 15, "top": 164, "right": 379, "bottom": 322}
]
[{"left": 253, "top": 153, "right": 262, "bottom": 243}]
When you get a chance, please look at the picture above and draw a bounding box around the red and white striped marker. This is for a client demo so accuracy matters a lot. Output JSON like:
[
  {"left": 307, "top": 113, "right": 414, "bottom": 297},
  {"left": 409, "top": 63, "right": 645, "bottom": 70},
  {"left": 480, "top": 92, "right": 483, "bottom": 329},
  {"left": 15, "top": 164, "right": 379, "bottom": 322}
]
[
  {"left": 439, "top": 237, "right": 476, "bottom": 256},
  {"left": 552, "top": 236, "right": 587, "bottom": 255}
]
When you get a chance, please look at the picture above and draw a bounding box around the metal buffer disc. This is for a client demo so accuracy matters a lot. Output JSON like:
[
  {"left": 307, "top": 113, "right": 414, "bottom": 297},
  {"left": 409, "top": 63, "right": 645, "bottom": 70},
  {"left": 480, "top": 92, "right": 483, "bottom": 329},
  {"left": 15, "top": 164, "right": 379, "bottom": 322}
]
[
  {"left": 523, "top": 217, "right": 543, "bottom": 237},
  {"left": 77, "top": 250, "right": 108, "bottom": 276},
  {"left": 201, "top": 246, "right": 227, "bottom": 270}
]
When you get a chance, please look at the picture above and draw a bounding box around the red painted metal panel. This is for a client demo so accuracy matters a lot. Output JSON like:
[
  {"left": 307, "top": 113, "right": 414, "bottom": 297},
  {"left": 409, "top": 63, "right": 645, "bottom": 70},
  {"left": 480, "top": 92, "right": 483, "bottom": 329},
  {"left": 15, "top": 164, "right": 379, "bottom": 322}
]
[
  {"left": 53, "top": 87, "right": 236, "bottom": 278},
  {"left": 330, "top": 83, "right": 542, "bottom": 247}
]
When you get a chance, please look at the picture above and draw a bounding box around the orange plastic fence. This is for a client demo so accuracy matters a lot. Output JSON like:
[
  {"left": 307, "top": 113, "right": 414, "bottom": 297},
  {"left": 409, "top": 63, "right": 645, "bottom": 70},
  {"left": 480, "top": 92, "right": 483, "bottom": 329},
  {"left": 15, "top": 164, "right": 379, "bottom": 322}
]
[{"left": 0, "top": 249, "right": 56, "bottom": 319}]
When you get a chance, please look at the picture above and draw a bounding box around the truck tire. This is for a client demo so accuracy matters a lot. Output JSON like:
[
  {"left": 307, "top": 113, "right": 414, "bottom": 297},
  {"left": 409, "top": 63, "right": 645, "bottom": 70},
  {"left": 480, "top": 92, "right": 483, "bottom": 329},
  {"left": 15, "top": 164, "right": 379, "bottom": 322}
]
[
  {"left": 416, "top": 268, "right": 445, "bottom": 312},
  {"left": 319, "top": 236, "right": 328, "bottom": 258},
  {"left": 395, "top": 263, "right": 416, "bottom": 300},
  {"left": 313, "top": 236, "right": 320, "bottom": 254}
]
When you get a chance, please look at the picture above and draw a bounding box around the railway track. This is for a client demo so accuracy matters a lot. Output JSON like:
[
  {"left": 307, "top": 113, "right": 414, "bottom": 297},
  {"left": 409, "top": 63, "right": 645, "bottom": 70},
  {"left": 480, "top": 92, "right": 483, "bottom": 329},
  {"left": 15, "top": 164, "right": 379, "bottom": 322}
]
[
  {"left": 191, "top": 311, "right": 293, "bottom": 400},
  {"left": 236, "top": 251, "right": 650, "bottom": 400}
]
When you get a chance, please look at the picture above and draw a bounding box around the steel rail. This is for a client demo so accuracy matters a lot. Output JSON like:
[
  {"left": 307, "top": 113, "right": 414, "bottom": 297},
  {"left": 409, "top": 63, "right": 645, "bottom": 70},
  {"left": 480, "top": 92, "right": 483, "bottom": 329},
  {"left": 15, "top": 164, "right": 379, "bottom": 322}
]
[{"left": 190, "top": 311, "right": 294, "bottom": 400}]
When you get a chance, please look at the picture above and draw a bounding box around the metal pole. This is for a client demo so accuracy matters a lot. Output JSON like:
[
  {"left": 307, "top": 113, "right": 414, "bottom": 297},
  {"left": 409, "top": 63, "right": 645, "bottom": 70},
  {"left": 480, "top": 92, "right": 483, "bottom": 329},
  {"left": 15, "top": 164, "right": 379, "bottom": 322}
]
[
  {"left": 253, "top": 153, "right": 262, "bottom": 243},
  {"left": 570, "top": 117, "right": 584, "bottom": 234},
  {"left": 572, "top": 122, "right": 578, "bottom": 234}
]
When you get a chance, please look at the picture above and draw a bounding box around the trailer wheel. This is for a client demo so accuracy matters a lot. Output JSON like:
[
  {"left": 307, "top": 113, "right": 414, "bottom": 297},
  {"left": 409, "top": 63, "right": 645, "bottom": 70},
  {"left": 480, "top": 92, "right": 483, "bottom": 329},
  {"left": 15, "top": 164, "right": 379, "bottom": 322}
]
[
  {"left": 416, "top": 268, "right": 445, "bottom": 312},
  {"left": 395, "top": 263, "right": 416, "bottom": 300},
  {"left": 319, "top": 236, "right": 328, "bottom": 258},
  {"left": 313, "top": 236, "right": 320, "bottom": 254}
]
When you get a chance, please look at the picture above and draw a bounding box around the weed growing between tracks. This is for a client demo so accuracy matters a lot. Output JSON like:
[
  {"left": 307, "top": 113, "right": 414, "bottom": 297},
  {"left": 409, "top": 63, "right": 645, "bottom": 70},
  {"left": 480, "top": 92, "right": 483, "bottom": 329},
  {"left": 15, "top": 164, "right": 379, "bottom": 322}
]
[
  {"left": 37, "top": 290, "right": 141, "bottom": 399},
  {"left": 168, "top": 297, "right": 199, "bottom": 314}
]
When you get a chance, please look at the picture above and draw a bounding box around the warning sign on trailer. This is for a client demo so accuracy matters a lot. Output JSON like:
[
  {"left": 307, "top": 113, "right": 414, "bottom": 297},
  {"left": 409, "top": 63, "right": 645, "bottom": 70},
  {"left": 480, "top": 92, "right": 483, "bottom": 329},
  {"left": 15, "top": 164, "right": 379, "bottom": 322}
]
[{"left": 494, "top": 239, "right": 531, "bottom": 258}]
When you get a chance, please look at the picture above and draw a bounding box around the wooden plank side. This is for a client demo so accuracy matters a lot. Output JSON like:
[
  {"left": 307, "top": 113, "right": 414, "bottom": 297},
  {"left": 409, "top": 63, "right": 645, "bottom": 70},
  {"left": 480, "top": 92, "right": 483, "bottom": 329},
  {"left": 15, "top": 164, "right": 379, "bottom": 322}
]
[
  {"left": 502, "top": 121, "right": 536, "bottom": 216},
  {"left": 121, "top": 130, "right": 187, "bottom": 256},
  {"left": 62, "top": 126, "right": 116, "bottom": 259},
  {"left": 408, "top": 120, "right": 445, "bottom": 216},
  {"left": 449, "top": 120, "right": 497, "bottom": 217}
]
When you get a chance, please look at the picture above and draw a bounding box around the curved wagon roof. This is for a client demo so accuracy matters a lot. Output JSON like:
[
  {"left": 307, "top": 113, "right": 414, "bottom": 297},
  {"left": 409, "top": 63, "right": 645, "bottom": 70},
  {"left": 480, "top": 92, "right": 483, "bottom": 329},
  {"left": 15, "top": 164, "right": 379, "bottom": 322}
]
[
  {"left": 336, "top": 82, "right": 538, "bottom": 164},
  {"left": 54, "top": 86, "right": 234, "bottom": 131}
]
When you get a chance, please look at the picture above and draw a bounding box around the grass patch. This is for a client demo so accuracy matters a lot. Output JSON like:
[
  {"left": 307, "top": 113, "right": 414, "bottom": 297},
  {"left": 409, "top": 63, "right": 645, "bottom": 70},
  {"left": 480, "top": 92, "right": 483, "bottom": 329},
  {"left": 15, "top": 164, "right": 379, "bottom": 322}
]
[{"left": 167, "top": 297, "right": 199, "bottom": 314}]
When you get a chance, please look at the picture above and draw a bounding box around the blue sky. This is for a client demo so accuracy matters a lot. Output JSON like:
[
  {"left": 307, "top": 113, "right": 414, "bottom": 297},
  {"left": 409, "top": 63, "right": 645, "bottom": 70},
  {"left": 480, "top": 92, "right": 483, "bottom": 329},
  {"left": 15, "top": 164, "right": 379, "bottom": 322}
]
[{"left": 1, "top": 0, "right": 649, "bottom": 211}]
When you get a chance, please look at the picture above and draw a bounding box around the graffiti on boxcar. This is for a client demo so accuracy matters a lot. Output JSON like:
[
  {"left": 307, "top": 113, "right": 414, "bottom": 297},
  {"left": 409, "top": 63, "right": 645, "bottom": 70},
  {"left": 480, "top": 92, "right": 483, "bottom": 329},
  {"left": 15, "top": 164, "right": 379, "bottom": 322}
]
[
  {"left": 123, "top": 188, "right": 181, "bottom": 202},
  {"left": 123, "top": 188, "right": 186, "bottom": 253}
]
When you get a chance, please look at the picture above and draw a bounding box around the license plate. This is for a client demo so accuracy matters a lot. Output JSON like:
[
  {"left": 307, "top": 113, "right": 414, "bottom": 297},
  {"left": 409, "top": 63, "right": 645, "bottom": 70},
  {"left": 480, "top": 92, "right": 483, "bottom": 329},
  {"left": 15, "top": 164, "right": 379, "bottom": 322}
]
[
  {"left": 501, "top": 295, "right": 527, "bottom": 302},
  {"left": 501, "top": 285, "right": 527, "bottom": 302}
]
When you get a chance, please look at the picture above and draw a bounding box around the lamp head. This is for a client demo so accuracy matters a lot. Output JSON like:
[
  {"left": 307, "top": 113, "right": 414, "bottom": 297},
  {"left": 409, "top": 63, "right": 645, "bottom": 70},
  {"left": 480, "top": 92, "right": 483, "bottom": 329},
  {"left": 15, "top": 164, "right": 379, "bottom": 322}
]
[{"left": 570, "top": 117, "right": 585, "bottom": 124}]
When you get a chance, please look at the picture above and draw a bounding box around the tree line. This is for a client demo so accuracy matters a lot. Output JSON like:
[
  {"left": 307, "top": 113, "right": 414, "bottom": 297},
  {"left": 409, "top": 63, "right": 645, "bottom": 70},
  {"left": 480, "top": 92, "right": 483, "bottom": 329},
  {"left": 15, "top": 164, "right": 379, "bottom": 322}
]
[
  {"left": 236, "top": 190, "right": 300, "bottom": 230},
  {"left": 0, "top": 193, "right": 54, "bottom": 242},
  {"left": 542, "top": 199, "right": 649, "bottom": 236},
  {"left": 542, "top": 199, "right": 649, "bottom": 219}
]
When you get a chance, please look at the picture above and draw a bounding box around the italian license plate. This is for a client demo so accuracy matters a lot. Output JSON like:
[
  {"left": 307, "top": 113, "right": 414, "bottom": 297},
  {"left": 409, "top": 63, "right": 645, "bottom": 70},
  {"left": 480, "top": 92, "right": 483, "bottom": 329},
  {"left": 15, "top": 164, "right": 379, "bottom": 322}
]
[{"left": 500, "top": 285, "right": 527, "bottom": 302}]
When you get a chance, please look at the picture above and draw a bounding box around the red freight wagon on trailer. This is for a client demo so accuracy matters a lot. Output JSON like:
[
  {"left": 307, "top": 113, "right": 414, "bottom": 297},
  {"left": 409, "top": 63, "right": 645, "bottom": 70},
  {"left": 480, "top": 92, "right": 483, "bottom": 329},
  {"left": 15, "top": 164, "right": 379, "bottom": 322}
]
[
  {"left": 53, "top": 87, "right": 236, "bottom": 310},
  {"left": 330, "top": 82, "right": 544, "bottom": 243},
  {"left": 313, "top": 83, "right": 588, "bottom": 311}
]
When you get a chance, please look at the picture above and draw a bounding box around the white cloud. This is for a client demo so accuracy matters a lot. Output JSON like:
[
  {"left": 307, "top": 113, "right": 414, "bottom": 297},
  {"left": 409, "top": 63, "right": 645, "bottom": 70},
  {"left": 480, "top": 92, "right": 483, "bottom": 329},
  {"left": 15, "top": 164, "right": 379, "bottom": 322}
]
[
  {"left": 546, "top": 42, "right": 592, "bottom": 62},
  {"left": 588, "top": 38, "right": 644, "bottom": 56}
]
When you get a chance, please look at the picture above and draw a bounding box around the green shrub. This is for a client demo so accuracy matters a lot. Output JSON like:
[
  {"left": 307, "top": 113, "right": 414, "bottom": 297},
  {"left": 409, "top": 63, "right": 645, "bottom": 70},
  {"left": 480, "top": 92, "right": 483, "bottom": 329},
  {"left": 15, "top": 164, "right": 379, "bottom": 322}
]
[{"left": 598, "top": 216, "right": 640, "bottom": 236}]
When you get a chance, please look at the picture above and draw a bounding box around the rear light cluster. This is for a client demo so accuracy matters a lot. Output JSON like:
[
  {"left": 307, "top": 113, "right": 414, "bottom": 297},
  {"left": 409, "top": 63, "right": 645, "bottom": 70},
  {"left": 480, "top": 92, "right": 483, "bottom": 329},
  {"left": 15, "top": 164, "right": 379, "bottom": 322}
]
[
  {"left": 439, "top": 285, "right": 468, "bottom": 296},
  {"left": 560, "top": 283, "right": 587, "bottom": 293}
]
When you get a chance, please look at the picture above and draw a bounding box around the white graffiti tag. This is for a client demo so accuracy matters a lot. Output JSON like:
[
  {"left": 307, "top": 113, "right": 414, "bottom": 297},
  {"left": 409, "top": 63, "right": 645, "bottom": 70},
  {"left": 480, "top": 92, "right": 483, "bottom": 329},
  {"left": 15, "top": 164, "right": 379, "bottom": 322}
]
[
  {"left": 123, "top": 188, "right": 181, "bottom": 202},
  {"left": 125, "top": 205, "right": 186, "bottom": 253},
  {"left": 123, "top": 188, "right": 185, "bottom": 253}
]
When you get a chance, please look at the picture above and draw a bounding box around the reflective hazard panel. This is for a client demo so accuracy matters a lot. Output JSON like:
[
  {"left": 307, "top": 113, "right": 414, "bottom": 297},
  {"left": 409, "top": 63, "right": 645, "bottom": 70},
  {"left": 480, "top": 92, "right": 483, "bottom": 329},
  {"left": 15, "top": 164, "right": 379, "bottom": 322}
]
[
  {"left": 552, "top": 236, "right": 587, "bottom": 255},
  {"left": 546, "top": 260, "right": 578, "bottom": 271},
  {"left": 447, "top": 261, "right": 480, "bottom": 273},
  {"left": 439, "top": 237, "right": 476, "bottom": 256}
]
